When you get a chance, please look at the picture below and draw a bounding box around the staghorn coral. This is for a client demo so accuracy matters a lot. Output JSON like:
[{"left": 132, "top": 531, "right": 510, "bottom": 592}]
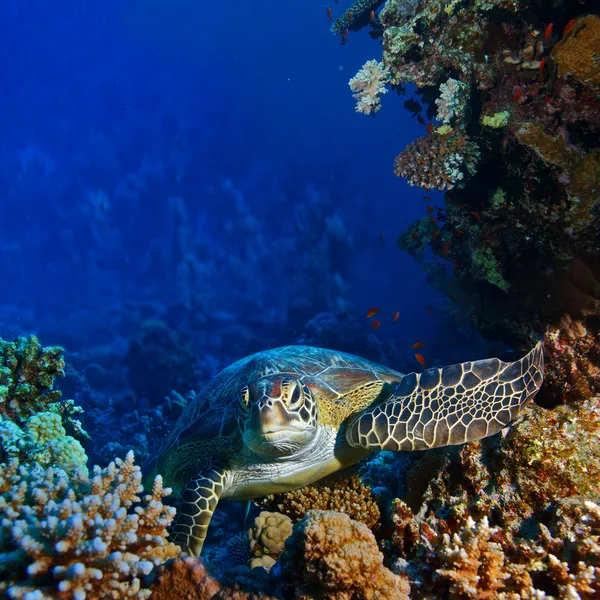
[
  {"left": 393, "top": 132, "right": 480, "bottom": 191},
  {"left": 255, "top": 473, "right": 381, "bottom": 532},
  {"left": 349, "top": 60, "right": 391, "bottom": 115},
  {"left": 280, "top": 510, "right": 410, "bottom": 600},
  {"left": 0, "top": 450, "right": 179, "bottom": 599}
]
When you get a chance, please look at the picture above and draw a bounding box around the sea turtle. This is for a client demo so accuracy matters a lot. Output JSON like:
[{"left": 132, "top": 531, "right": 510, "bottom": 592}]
[{"left": 147, "top": 343, "right": 544, "bottom": 556}]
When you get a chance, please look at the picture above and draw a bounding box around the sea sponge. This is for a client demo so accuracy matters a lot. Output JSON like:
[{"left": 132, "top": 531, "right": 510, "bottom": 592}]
[
  {"left": 256, "top": 474, "right": 381, "bottom": 532},
  {"left": 280, "top": 510, "right": 410, "bottom": 599}
]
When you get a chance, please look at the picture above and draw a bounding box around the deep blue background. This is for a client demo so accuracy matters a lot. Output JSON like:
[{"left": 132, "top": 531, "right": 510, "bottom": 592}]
[{"left": 0, "top": 0, "right": 487, "bottom": 373}]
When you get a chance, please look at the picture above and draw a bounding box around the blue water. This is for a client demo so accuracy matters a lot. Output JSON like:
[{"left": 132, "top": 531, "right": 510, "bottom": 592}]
[{"left": 0, "top": 0, "right": 490, "bottom": 463}]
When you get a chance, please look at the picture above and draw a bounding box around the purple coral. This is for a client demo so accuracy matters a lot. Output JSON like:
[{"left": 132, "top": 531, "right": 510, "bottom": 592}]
[{"left": 393, "top": 133, "right": 480, "bottom": 191}]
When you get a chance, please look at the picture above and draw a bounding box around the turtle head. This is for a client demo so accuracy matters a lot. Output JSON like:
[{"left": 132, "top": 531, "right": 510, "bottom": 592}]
[{"left": 237, "top": 375, "right": 318, "bottom": 457}]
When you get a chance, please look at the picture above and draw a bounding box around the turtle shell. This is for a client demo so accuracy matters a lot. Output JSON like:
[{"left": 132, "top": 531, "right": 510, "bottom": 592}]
[{"left": 148, "top": 346, "right": 404, "bottom": 487}]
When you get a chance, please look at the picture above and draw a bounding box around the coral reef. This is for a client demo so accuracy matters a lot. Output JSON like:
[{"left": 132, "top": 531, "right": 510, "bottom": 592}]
[
  {"left": 349, "top": 60, "right": 391, "bottom": 115},
  {"left": 0, "top": 450, "right": 179, "bottom": 599},
  {"left": 330, "top": 0, "right": 385, "bottom": 37},
  {"left": 255, "top": 473, "right": 381, "bottom": 532},
  {"left": 393, "top": 132, "right": 480, "bottom": 191},
  {"left": 280, "top": 510, "right": 411, "bottom": 599},
  {"left": 248, "top": 512, "right": 293, "bottom": 570},
  {"left": 342, "top": 0, "right": 600, "bottom": 400}
]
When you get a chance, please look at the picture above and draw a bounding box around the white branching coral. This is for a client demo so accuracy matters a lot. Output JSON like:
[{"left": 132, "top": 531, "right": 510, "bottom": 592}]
[
  {"left": 435, "top": 78, "right": 470, "bottom": 124},
  {"left": 0, "top": 451, "right": 179, "bottom": 599},
  {"left": 349, "top": 59, "right": 392, "bottom": 115}
]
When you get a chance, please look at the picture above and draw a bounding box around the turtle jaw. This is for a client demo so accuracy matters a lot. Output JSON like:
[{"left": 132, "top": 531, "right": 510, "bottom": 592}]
[{"left": 243, "top": 426, "right": 317, "bottom": 457}]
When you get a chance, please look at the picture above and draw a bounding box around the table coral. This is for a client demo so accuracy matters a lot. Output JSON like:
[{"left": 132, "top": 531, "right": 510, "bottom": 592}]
[
  {"left": 255, "top": 473, "right": 381, "bottom": 532},
  {"left": 0, "top": 450, "right": 179, "bottom": 599},
  {"left": 280, "top": 510, "right": 410, "bottom": 600}
]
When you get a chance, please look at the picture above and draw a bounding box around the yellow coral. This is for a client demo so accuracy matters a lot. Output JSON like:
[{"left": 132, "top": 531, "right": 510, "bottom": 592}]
[
  {"left": 281, "top": 510, "right": 410, "bottom": 600},
  {"left": 256, "top": 474, "right": 381, "bottom": 532}
]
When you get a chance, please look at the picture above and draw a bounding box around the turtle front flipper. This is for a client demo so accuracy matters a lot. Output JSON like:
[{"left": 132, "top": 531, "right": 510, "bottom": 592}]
[
  {"left": 346, "top": 342, "right": 544, "bottom": 452},
  {"left": 170, "top": 467, "right": 229, "bottom": 557}
]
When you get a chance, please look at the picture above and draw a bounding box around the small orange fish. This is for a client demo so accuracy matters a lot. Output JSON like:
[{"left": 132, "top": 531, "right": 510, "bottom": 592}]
[
  {"left": 452, "top": 259, "right": 458, "bottom": 268},
  {"left": 426, "top": 205, "right": 434, "bottom": 214},
  {"left": 392, "top": 311, "right": 400, "bottom": 322},
  {"left": 544, "top": 23, "right": 553, "bottom": 40},
  {"left": 531, "top": 84, "right": 539, "bottom": 94},
  {"left": 545, "top": 94, "right": 551, "bottom": 104},
  {"left": 426, "top": 122, "right": 434, "bottom": 135},
  {"left": 429, "top": 216, "right": 437, "bottom": 225},
  {"left": 470, "top": 211, "right": 482, "bottom": 221},
  {"left": 441, "top": 242, "right": 451, "bottom": 256},
  {"left": 423, "top": 196, "right": 431, "bottom": 202},
  {"left": 369, "top": 10, "right": 375, "bottom": 22},
  {"left": 342, "top": 28, "right": 349, "bottom": 43},
  {"left": 371, "top": 320, "right": 381, "bottom": 330},
  {"left": 366, "top": 307, "right": 379, "bottom": 318},
  {"left": 563, "top": 18, "right": 575, "bottom": 37},
  {"left": 412, "top": 342, "right": 425, "bottom": 349},
  {"left": 456, "top": 229, "right": 464, "bottom": 235},
  {"left": 513, "top": 89, "right": 522, "bottom": 103},
  {"left": 347, "top": 10, "right": 352, "bottom": 23},
  {"left": 431, "top": 229, "right": 440, "bottom": 239},
  {"left": 539, "top": 57, "right": 545, "bottom": 79},
  {"left": 411, "top": 231, "right": 418, "bottom": 240},
  {"left": 415, "top": 353, "right": 426, "bottom": 367},
  {"left": 327, "top": 7, "right": 332, "bottom": 19}
]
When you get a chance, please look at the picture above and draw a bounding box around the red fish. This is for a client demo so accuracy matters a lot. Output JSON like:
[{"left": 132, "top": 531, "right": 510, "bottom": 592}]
[
  {"left": 531, "top": 84, "right": 539, "bottom": 94},
  {"left": 327, "top": 6, "right": 332, "bottom": 19},
  {"left": 563, "top": 18, "right": 576, "bottom": 37},
  {"left": 470, "top": 211, "right": 482, "bottom": 221},
  {"left": 513, "top": 89, "right": 522, "bottom": 103},
  {"left": 429, "top": 216, "right": 437, "bottom": 225},
  {"left": 411, "top": 231, "right": 418, "bottom": 240},
  {"left": 412, "top": 342, "right": 425, "bottom": 349},
  {"left": 347, "top": 10, "right": 352, "bottom": 23},
  {"left": 342, "top": 28, "right": 349, "bottom": 43},
  {"left": 440, "top": 242, "right": 451, "bottom": 256},
  {"left": 456, "top": 229, "right": 464, "bottom": 235},
  {"left": 427, "top": 205, "right": 434, "bottom": 214},
  {"left": 423, "top": 196, "right": 431, "bottom": 202},
  {"left": 431, "top": 229, "right": 440, "bottom": 239},
  {"left": 366, "top": 307, "right": 379, "bottom": 318},
  {"left": 369, "top": 10, "right": 375, "bottom": 22},
  {"left": 426, "top": 122, "right": 434, "bottom": 135},
  {"left": 415, "top": 353, "right": 426, "bottom": 367},
  {"left": 392, "top": 311, "right": 400, "bottom": 322},
  {"left": 544, "top": 23, "right": 553, "bottom": 40},
  {"left": 371, "top": 320, "right": 381, "bottom": 330},
  {"left": 539, "top": 57, "right": 545, "bottom": 79}
]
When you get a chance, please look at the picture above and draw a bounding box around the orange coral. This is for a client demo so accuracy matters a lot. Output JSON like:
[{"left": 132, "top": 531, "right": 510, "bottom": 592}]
[
  {"left": 281, "top": 510, "right": 410, "bottom": 600},
  {"left": 552, "top": 15, "right": 600, "bottom": 90},
  {"left": 150, "top": 557, "right": 221, "bottom": 600},
  {"left": 256, "top": 474, "right": 381, "bottom": 532}
]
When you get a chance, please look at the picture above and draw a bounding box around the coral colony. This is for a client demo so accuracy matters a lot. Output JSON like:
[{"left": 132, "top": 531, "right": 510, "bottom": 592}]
[{"left": 0, "top": 0, "right": 599, "bottom": 598}]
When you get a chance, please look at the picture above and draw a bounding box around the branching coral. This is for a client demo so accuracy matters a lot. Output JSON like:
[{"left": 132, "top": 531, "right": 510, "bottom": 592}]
[
  {"left": 435, "top": 78, "right": 470, "bottom": 124},
  {"left": 255, "top": 474, "right": 381, "bottom": 532},
  {"left": 349, "top": 60, "right": 391, "bottom": 115},
  {"left": 0, "top": 450, "right": 179, "bottom": 599},
  {"left": 280, "top": 510, "right": 410, "bottom": 599},
  {"left": 393, "top": 132, "right": 480, "bottom": 191}
]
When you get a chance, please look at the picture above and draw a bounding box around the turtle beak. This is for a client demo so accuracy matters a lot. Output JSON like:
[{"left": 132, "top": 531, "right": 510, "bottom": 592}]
[{"left": 252, "top": 400, "right": 291, "bottom": 434}]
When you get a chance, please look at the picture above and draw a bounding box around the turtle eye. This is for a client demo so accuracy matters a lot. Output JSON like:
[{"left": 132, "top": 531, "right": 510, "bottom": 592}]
[
  {"left": 288, "top": 384, "right": 303, "bottom": 409},
  {"left": 239, "top": 386, "right": 250, "bottom": 410}
]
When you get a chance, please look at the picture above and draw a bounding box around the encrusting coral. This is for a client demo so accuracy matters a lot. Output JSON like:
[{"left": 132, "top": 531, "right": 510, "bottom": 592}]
[
  {"left": 255, "top": 473, "right": 381, "bottom": 532},
  {"left": 0, "top": 450, "right": 179, "bottom": 599},
  {"left": 280, "top": 510, "right": 411, "bottom": 600}
]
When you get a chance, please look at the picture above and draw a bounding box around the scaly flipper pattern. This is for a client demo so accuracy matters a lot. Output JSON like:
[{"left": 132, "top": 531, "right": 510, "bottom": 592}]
[
  {"left": 169, "top": 467, "right": 228, "bottom": 556},
  {"left": 346, "top": 343, "right": 544, "bottom": 451}
]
